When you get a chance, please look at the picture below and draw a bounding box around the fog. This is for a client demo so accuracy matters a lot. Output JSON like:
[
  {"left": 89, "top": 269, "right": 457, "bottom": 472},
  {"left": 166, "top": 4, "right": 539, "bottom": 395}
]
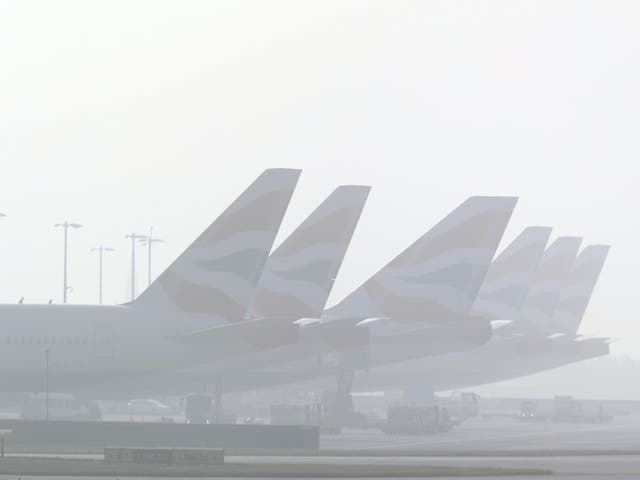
[
  {"left": 1, "top": 2, "right": 636, "bottom": 357},
  {"left": 470, "top": 353, "right": 640, "bottom": 400},
  {"left": 1, "top": 3, "right": 640, "bottom": 477}
]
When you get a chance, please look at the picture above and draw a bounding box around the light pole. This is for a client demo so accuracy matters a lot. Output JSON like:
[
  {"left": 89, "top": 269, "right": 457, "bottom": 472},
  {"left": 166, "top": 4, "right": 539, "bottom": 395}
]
[
  {"left": 54, "top": 221, "right": 83, "bottom": 303},
  {"left": 90, "top": 246, "right": 114, "bottom": 304},
  {"left": 139, "top": 227, "right": 164, "bottom": 287},
  {"left": 45, "top": 349, "right": 50, "bottom": 422},
  {"left": 125, "top": 233, "right": 147, "bottom": 301}
]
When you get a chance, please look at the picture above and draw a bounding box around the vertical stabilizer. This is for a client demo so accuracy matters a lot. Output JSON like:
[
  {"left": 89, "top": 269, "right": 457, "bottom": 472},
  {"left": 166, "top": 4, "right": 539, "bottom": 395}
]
[
  {"left": 472, "top": 226, "right": 552, "bottom": 321},
  {"left": 249, "top": 185, "right": 370, "bottom": 319},
  {"left": 325, "top": 196, "right": 518, "bottom": 323},
  {"left": 520, "top": 236, "right": 582, "bottom": 333},
  {"left": 133, "top": 169, "right": 301, "bottom": 321},
  {"left": 551, "top": 245, "right": 610, "bottom": 335}
]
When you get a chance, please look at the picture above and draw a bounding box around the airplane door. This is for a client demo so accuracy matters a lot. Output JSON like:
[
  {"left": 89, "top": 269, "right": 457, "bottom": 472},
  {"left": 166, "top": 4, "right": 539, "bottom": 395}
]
[{"left": 93, "top": 326, "right": 115, "bottom": 359}]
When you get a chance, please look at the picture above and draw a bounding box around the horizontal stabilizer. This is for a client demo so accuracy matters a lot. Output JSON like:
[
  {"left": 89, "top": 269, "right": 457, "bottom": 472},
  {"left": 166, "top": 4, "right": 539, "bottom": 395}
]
[{"left": 176, "top": 317, "right": 299, "bottom": 349}]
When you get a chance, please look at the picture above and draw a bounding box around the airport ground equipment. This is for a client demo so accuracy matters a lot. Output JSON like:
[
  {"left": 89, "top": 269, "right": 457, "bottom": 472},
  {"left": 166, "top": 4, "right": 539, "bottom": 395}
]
[
  {"left": 437, "top": 392, "right": 479, "bottom": 425},
  {"left": 552, "top": 395, "right": 612, "bottom": 423},
  {"left": 184, "top": 394, "right": 214, "bottom": 424},
  {"left": 320, "top": 389, "right": 368, "bottom": 429},
  {"left": 381, "top": 406, "right": 452, "bottom": 435},
  {"left": 553, "top": 395, "right": 584, "bottom": 422},
  {"left": 270, "top": 403, "right": 321, "bottom": 426},
  {"left": 519, "top": 401, "right": 542, "bottom": 421},
  {"left": 183, "top": 394, "right": 235, "bottom": 425}
]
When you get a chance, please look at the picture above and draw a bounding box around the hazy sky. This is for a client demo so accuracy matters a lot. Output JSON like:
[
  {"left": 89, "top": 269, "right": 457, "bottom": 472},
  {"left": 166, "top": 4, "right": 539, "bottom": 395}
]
[{"left": 1, "top": 1, "right": 638, "bottom": 355}]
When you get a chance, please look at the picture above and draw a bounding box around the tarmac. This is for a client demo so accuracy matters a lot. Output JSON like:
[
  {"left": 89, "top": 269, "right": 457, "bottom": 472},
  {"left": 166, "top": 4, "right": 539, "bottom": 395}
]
[
  {"left": 321, "top": 415, "right": 640, "bottom": 451},
  {"left": 2, "top": 415, "right": 639, "bottom": 478}
]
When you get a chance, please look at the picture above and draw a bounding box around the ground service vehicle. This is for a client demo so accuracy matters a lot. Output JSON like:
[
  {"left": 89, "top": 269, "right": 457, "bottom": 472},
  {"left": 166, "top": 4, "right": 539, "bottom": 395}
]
[
  {"left": 382, "top": 406, "right": 452, "bottom": 435},
  {"left": 184, "top": 394, "right": 214, "bottom": 424}
]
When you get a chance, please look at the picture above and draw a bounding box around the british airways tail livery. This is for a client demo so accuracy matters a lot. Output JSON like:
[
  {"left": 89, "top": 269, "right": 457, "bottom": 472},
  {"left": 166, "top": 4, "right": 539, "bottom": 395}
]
[
  {"left": 324, "top": 196, "right": 518, "bottom": 324},
  {"left": 472, "top": 226, "right": 552, "bottom": 322},
  {"left": 133, "top": 168, "right": 301, "bottom": 321},
  {"left": 551, "top": 244, "right": 610, "bottom": 336},
  {"left": 249, "top": 185, "right": 370, "bottom": 320},
  {"left": 520, "top": 236, "right": 582, "bottom": 334}
]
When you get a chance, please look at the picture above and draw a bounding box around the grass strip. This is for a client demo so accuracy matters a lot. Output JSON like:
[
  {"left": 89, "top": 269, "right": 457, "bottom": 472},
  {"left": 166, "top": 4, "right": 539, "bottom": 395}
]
[
  {"left": 0, "top": 457, "right": 551, "bottom": 477},
  {"left": 227, "top": 448, "right": 640, "bottom": 457}
]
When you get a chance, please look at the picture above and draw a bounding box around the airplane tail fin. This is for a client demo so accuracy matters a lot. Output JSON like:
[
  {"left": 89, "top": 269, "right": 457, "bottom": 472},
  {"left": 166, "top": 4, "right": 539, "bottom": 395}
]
[
  {"left": 248, "top": 185, "right": 370, "bottom": 319},
  {"left": 325, "top": 196, "right": 518, "bottom": 323},
  {"left": 520, "top": 236, "right": 582, "bottom": 333},
  {"left": 551, "top": 244, "right": 610, "bottom": 335},
  {"left": 133, "top": 168, "right": 301, "bottom": 320},
  {"left": 472, "top": 226, "right": 552, "bottom": 321}
]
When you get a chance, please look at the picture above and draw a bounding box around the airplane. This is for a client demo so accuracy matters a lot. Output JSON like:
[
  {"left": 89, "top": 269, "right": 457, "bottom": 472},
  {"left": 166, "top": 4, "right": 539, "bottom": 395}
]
[
  {"left": 346, "top": 240, "right": 611, "bottom": 394},
  {"left": 171, "top": 224, "right": 554, "bottom": 395},
  {"left": 0, "top": 168, "right": 301, "bottom": 392},
  {"left": 158, "top": 228, "right": 605, "bottom": 397},
  {"left": 77, "top": 183, "right": 371, "bottom": 397},
  {"left": 152, "top": 219, "right": 609, "bottom": 405},
  {"left": 172, "top": 184, "right": 371, "bottom": 352},
  {"left": 86, "top": 196, "right": 518, "bottom": 399}
]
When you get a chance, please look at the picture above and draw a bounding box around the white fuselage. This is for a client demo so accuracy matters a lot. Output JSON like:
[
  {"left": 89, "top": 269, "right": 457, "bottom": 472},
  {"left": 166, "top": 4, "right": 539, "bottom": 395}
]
[
  {"left": 79, "top": 318, "right": 493, "bottom": 398},
  {"left": 0, "top": 303, "right": 247, "bottom": 392},
  {"left": 208, "top": 335, "right": 608, "bottom": 396}
]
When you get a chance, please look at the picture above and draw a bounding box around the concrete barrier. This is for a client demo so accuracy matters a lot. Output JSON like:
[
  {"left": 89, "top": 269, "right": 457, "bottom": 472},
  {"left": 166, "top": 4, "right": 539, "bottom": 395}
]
[{"left": 0, "top": 419, "right": 319, "bottom": 450}]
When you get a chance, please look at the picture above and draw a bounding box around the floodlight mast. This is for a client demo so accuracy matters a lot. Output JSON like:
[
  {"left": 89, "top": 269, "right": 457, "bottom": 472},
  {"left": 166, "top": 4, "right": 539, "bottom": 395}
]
[
  {"left": 54, "top": 221, "right": 83, "bottom": 304},
  {"left": 90, "top": 246, "right": 115, "bottom": 304},
  {"left": 125, "top": 232, "right": 147, "bottom": 301},
  {"left": 139, "top": 226, "right": 164, "bottom": 287}
]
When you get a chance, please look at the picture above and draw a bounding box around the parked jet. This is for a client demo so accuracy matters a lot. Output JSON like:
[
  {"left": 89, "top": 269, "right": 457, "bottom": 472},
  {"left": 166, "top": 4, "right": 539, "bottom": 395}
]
[
  {"left": 91, "top": 196, "right": 517, "bottom": 398},
  {"left": 175, "top": 184, "right": 371, "bottom": 351},
  {"left": 188, "top": 224, "right": 554, "bottom": 394},
  {"left": 551, "top": 245, "right": 611, "bottom": 336},
  {"left": 56, "top": 183, "right": 369, "bottom": 397},
  {"left": 348, "top": 241, "right": 611, "bottom": 393},
  {"left": 0, "top": 168, "right": 301, "bottom": 392},
  {"left": 165, "top": 229, "right": 608, "bottom": 402}
]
